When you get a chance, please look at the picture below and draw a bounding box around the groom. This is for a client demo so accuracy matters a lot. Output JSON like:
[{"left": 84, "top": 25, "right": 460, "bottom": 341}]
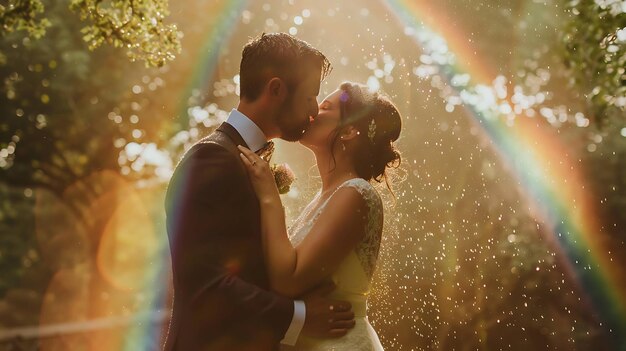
[{"left": 164, "top": 33, "right": 355, "bottom": 350}]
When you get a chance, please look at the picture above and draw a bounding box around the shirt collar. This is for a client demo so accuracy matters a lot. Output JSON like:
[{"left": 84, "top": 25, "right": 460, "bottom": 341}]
[{"left": 225, "top": 109, "right": 269, "bottom": 152}]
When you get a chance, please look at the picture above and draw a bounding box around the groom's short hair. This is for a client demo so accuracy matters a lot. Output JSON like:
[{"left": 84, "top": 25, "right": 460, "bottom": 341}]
[{"left": 239, "top": 33, "right": 332, "bottom": 101}]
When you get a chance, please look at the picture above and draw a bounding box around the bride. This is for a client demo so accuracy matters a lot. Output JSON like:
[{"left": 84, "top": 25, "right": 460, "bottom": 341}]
[{"left": 238, "top": 81, "right": 402, "bottom": 350}]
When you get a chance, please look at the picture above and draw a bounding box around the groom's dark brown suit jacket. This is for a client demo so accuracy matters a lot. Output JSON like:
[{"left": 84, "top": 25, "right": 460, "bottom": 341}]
[{"left": 163, "top": 122, "right": 294, "bottom": 351}]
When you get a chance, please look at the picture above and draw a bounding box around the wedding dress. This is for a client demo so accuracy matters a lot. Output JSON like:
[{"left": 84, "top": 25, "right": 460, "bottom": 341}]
[{"left": 285, "top": 178, "right": 384, "bottom": 351}]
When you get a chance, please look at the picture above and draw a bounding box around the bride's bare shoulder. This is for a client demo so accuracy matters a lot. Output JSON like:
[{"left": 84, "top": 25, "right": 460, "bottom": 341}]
[{"left": 319, "top": 184, "right": 370, "bottom": 228}]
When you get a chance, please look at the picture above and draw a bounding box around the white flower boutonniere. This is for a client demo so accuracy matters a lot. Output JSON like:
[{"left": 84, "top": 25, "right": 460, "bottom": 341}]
[{"left": 270, "top": 163, "right": 296, "bottom": 194}]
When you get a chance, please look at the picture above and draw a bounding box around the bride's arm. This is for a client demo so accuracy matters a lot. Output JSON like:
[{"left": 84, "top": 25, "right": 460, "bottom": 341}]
[
  {"left": 261, "top": 187, "right": 367, "bottom": 298},
  {"left": 238, "top": 146, "right": 368, "bottom": 298}
]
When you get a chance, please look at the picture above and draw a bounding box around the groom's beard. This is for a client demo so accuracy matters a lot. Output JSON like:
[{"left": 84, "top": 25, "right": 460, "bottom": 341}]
[{"left": 277, "top": 98, "right": 310, "bottom": 142}]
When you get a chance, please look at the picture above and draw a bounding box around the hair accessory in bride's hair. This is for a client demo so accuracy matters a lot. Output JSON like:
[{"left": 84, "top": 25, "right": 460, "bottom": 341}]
[
  {"left": 368, "top": 118, "right": 377, "bottom": 142},
  {"left": 271, "top": 163, "right": 296, "bottom": 194}
]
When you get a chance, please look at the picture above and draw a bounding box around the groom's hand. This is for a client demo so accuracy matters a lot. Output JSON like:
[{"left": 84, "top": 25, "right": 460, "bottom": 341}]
[{"left": 300, "top": 282, "right": 356, "bottom": 338}]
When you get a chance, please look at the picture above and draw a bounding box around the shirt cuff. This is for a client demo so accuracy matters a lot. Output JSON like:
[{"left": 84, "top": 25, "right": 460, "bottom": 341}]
[{"left": 280, "top": 300, "right": 306, "bottom": 346}]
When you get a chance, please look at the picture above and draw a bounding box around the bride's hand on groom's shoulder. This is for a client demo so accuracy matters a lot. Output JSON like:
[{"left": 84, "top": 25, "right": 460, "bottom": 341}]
[
  {"left": 300, "top": 282, "right": 356, "bottom": 338},
  {"left": 238, "top": 145, "right": 280, "bottom": 204}
]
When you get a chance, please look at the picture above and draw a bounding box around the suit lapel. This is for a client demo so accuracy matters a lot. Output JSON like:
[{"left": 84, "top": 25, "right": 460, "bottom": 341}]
[{"left": 213, "top": 122, "right": 258, "bottom": 200}]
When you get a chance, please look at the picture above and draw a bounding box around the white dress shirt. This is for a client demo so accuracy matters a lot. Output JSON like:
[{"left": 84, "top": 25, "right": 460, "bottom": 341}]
[{"left": 225, "top": 109, "right": 306, "bottom": 346}]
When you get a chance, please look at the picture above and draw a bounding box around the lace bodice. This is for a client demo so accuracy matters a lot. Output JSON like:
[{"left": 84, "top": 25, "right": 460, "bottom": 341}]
[
  {"left": 288, "top": 178, "right": 384, "bottom": 280},
  {"left": 285, "top": 178, "right": 385, "bottom": 350}
]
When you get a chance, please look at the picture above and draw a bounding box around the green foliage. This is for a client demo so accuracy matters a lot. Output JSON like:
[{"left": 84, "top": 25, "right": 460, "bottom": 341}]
[
  {"left": 69, "top": 0, "right": 181, "bottom": 67},
  {"left": 0, "top": 0, "right": 173, "bottom": 215},
  {"left": 0, "top": 184, "right": 38, "bottom": 298},
  {"left": 582, "top": 112, "right": 626, "bottom": 241},
  {"left": 0, "top": 183, "right": 49, "bottom": 333},
  {"left": 562, "top": 0, "right": 626, "bottom": 123},
  {"left": 0, "top": 0, "right": 175, "bottom": 328},
  {"left": 0, "top": 0, "right": 51, "bottom": 39},
  {"left": 0, "top": 0, "right": 181, "bottom": 68}
]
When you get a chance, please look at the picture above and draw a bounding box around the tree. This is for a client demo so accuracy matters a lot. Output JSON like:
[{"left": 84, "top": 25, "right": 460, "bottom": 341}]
[
  {"left": 0, "top": 1, "right": 184, "bottom": 343},
  {"left": 0, "top": 0, "right": 181, "bottom": 67},
  {"left": 0, "top": 0, "right": 185, "bottom": 212},
  {"left": 562, "top": 0, "right": 626, "bottom": 124}
]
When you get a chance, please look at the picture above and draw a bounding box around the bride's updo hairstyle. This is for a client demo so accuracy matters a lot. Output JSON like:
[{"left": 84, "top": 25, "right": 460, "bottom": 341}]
[{"left": 332, "top": 82, "right": 402, "bottom": 189}]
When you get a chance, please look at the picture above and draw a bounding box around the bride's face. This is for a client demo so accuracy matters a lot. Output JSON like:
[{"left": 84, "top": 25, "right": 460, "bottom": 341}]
[{"left": 299, "top": 89, "right": 342, "bottom": 150}]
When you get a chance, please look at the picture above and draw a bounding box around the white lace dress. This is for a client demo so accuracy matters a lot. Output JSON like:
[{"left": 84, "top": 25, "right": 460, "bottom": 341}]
[{"left": 284, "top": 178, "right": 384, "bottom": 351}]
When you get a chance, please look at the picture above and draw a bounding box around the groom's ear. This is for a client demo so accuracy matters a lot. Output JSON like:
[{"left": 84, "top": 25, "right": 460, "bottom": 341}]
[{"left": 267, "top": 77, "right": 287, "bottom": 101}]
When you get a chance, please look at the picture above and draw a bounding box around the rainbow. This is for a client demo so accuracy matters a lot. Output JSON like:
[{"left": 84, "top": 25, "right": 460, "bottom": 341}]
[
  {"left": 384, "top": 0, "right": 626, "bottom": 348},
  {"left": 175, "top": 0, "right": 249, "bottom": 127},
  {"left": 126, "top": 1, "right": 249, "bottom": 350}
]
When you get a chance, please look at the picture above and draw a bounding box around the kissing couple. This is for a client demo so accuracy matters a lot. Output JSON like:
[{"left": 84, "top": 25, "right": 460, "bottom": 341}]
[{"left": 164, "top": 32, "right": 402, "bottom": 351}]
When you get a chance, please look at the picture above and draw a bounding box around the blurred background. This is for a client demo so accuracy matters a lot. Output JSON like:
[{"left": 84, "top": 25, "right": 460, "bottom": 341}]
[{"left": 0, "top": 0, "right": 625, "bottom": 350}]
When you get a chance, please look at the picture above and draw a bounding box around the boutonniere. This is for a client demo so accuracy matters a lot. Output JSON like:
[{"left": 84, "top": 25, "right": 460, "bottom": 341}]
[{"left": 270, "top": 163, "right": 296, "bottom": 195}]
